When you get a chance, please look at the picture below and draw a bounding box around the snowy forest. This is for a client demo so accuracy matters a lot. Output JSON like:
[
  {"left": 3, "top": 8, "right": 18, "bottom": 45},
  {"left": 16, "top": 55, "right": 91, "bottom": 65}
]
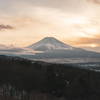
[{"left": 0, "top": 57, "right": 100, "bottom": 100}]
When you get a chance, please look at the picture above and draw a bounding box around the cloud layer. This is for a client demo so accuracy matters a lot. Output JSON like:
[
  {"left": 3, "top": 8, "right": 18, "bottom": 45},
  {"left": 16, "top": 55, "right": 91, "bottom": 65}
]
[
  {"left": 87, "top": 0, "right": 100, "bottom": 4},
  {"left": 0, "top": 45, "right": 43, "bottom": 55},
  {"left": 0, "top": 0, "right": 100, "bottom": 52},
  {"left": 0, "top": 24, "right": 15, "bottom": 30}
]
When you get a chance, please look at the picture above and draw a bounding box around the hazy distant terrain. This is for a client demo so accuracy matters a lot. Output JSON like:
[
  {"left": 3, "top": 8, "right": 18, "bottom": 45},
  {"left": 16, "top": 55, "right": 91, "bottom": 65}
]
[
  {"left": 20, "top": 48, "right": 100, "bottom": 59},
  {"left": 1, "top": 37, "right": 100, "bottom": 59},
  {"left": 19, "top": 37, "right": 100, "bottom": 59}
]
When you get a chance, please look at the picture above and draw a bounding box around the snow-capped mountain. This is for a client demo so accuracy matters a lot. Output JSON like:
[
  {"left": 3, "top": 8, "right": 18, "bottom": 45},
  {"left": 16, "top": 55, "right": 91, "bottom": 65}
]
[
  {"left": 21, "top": 37, "right": 100, "bottom": 59},
  {"left": 27, "top": 37, "right": 73, "bottom": 51}
]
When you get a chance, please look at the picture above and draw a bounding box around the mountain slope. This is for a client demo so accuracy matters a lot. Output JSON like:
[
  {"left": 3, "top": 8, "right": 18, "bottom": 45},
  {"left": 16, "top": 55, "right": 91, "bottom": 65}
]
[
  {"left": 23, "top": 37, "right": 100, "bottom": 59},
  {"left": 20, "top": 48, "right": 100, "bottom": 59},
  {"left": 27, "top": 37, "right": 73, "bottom": 51}
]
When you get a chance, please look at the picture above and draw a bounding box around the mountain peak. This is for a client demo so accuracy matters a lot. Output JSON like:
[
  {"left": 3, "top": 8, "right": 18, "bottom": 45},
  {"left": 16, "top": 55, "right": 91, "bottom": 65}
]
[
  {"left": 43, "top": 37, "right": 58, "bottom": 41},
  {"left": 27, "top": 37, "right": 73, "bottom": 51},
  {"left": 44, "top": 37, "right": 54, "bottom": 39}
]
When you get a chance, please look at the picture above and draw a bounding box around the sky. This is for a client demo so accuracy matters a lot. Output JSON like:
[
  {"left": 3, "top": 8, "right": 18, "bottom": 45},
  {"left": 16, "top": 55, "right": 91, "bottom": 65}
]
[{"left": 1, "top": 0, "right": 100, "bottom": 52}]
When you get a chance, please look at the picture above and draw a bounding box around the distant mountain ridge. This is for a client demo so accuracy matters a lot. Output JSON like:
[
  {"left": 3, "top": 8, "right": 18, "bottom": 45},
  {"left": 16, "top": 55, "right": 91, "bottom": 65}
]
[
  {"left": 1, "top": 37, "right": 100, "bottom": 59},
  {"left": 27, "top": 37, "right": 73, "bottom": 51},
  {"left": 21, "top": 37, "right": 100, "bottom": 59}
]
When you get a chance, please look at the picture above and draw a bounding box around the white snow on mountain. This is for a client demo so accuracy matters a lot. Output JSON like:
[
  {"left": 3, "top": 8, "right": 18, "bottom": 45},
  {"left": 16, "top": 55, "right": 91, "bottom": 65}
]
[{"left": 27, "top": 37, "right": 73, "bottom": 51}]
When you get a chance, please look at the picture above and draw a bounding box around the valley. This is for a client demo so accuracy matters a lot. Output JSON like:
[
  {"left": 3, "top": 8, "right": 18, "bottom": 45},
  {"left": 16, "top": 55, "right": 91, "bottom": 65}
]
[{"left": 33, "top": 58, "right": 100, "bottom": 72}]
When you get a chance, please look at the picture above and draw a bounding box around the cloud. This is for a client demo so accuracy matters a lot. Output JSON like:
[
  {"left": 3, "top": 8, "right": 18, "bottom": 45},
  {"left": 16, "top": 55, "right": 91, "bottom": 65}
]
[
  {"left": 71, "top": 37, "right": 100, "bottom": 46},
  {"left": 87, "top": 0, "right": 100, "bottom": 4},
  {"left": 0, "top": 5, "right": 99, "bottom": 47},
  {"left": 72, "top": 36, "right": 100, "bottom": 52},
  {"left": 0, "top": 45, "right": 43, "bottom": 55},
  {"left": 0, "top": 0, "right": 100, "bottom": 53},
  {"left": 0, "top": 24, "right": 15, "bottom": 30}
]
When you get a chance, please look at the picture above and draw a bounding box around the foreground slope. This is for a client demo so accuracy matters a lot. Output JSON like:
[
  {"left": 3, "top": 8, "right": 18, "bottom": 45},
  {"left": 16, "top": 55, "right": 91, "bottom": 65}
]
[{"left": 1, "top": 57, "right": 100, "bottom": 100}]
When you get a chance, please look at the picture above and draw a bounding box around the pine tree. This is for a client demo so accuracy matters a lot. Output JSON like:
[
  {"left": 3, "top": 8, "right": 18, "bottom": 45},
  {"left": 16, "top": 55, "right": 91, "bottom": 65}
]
[{"left": 46, "top": 65, "right": 56, "bottom": 94}]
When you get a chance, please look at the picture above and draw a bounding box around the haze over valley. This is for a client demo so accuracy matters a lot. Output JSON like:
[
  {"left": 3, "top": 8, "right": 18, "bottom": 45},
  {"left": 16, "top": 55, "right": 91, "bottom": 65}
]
[{"left": 0, "top": 37, "right": 100, "bottom": 72}]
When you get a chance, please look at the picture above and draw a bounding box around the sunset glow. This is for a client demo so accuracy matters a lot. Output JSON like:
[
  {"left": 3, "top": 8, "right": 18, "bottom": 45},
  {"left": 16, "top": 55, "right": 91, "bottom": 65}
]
[
  {"left": 84, "top": 28, "right": 99, "bottom": 35},
  {"left": 90, "top": 44, "right": 97, "bottom": 48},
  {"left": 64, "top": 17, "right": 87, "bottom": 24},
  {"left": 0, "top": 0, "right": 100, "bottom": 52}
]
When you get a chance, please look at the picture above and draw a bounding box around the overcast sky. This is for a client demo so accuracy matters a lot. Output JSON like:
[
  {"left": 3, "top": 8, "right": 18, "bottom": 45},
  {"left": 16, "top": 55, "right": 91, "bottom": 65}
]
[{"left": 1, "top": 0, "right": 100, "bottom": 52}]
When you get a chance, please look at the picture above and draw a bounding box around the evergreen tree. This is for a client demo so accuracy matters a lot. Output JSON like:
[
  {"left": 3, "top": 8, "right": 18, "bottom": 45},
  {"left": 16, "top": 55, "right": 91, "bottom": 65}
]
[{"left": 46, "top": 65, "right": 56, "bottom": 94}]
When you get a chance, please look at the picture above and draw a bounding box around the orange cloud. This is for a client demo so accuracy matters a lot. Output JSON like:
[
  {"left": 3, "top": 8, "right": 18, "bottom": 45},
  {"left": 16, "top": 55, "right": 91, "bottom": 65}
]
[{"left": 65, "top": 37, "right": 100, "bottom": 46}]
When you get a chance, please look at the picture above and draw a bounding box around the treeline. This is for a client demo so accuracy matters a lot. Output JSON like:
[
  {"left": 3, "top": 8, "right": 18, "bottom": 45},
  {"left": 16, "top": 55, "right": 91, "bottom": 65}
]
[{"left": 0, "top": 58, "right": 100, "bottom": 100}]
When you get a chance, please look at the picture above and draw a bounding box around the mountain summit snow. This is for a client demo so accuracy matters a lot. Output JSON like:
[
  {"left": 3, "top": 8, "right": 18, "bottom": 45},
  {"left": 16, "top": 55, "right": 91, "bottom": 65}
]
[
  {"left": 27, "top": 37, "right": 73, "bottom": 51},
  {"left": 21, "top": 37, "right": 100, "bottom": 59}
]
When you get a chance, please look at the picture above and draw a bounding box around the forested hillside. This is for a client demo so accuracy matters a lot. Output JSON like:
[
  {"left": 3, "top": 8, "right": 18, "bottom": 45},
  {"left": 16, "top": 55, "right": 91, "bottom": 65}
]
[{"left": 0, "top": 58, "right": 100, "bottom": 100}]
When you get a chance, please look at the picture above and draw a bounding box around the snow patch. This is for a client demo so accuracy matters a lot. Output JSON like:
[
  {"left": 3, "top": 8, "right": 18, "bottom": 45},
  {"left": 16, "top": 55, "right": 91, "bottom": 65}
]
[{"left": 27, "top": 37, "right": 73, "bottom": 51}]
